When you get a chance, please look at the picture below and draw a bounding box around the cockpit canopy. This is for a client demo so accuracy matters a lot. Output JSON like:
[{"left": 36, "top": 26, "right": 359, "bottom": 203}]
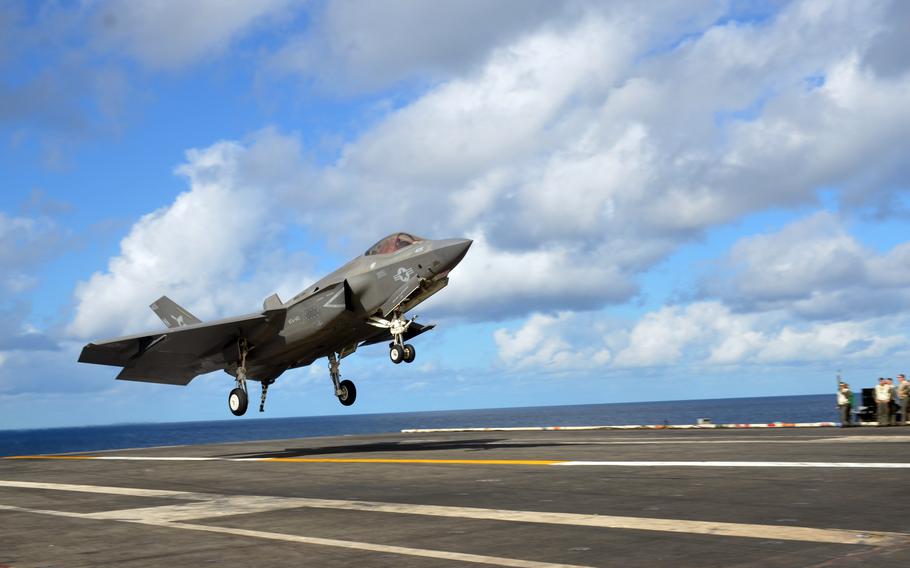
[{"left": 364, "top": 233, "right": 424, "bottom": 256}]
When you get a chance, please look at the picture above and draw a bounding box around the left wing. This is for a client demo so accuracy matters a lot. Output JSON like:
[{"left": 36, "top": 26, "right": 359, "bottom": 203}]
[{"left": 78, "top": 312, "right": 281, "bottom": 386}]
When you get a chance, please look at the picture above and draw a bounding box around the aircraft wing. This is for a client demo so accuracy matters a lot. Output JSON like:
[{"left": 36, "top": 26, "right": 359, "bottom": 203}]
[{"left": 78, "top": 312, "right": 281, "bottom": 386}]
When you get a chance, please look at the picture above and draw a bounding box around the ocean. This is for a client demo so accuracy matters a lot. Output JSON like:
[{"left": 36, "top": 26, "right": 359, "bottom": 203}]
[{"left": 0, "top": 394, "right": 835, "bottom": 457}]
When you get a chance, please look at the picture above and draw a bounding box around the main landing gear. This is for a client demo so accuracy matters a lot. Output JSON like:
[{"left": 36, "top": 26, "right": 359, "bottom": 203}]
[
  {"left": 228, "top": 338, "right": 251, "bottom": 416},
  {"left": 328, "top": 352, "right": 357, "bottom": 406},
  {"left": 228, "top": 337, "right": 274, "bottom": 416},
  {"left": 228, "top": 374, "right": 273, "bottom": 415},
  {"left": 229, "top": 385, "right": 248, "bottom": 416},
  {"left": 369, "top": 311, "right": 417, "bottom": 365}
]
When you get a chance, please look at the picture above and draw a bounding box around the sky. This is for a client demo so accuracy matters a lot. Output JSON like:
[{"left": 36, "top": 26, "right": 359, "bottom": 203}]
[{"left": 2, "top": 0, "right": 910, "bottom": 430}]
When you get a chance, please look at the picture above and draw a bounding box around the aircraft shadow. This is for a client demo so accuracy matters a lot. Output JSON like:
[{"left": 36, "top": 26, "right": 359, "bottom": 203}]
[{"left": 217, "top": 438, "right": 574, "bottom": 459}]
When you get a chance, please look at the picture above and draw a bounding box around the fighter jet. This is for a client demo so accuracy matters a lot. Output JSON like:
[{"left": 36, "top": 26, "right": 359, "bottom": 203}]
[{"left": 78, "top": 233, "right": 472, "bottom": 416}]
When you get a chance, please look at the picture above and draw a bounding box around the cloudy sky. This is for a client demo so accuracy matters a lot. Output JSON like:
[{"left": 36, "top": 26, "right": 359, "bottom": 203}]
[{"left": 2, "top": 0, "right": 909, "bottom": 429}]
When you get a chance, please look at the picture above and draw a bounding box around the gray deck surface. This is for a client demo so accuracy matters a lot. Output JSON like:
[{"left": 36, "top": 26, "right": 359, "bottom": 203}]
[{"left": 2, "top": 427, "right": 909, "bottom": 567}]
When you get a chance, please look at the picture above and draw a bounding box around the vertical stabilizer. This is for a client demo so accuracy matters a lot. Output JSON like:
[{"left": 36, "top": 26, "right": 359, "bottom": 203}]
[{"left": 150, "top": 296, "right": 202, "bottom": 329}]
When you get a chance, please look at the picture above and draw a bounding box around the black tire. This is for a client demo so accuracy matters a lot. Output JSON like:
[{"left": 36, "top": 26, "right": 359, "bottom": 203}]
[
  {"left": 389, "top": 344, "right": 404, "bottom": 364},
  {"left": 337, "top": 379, "right": 357, "bottom": 406},
  {"left": 229, "top": 387, "right": 248, "bottom": 416},
  {"left": 402, "top": 344, "right": 416, "bottom": 363}
]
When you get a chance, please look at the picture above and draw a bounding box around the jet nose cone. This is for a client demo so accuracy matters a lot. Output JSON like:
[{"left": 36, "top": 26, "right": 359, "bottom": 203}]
[
  {"left": 450, "top": 238, "right": 472, "bottom": 266},
  {"left": 436, "top": 238, "right": 472, "bottom": 272},
  {"left": 454, "top": 238, "right": 472, "bottom": 255}
]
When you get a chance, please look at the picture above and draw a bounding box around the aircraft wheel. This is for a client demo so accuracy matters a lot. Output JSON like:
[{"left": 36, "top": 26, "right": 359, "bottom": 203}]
[
  {"left": 229, "top": 388, "right": 248, "bottom": 416},
  {"left": 337, "top": 379, "right": 357, "bottom": 406},
  {"left": 402, "top": 344, "right": 416, "bottom": 363},
  {"left": 389, "top": 344, "right": 404, "bottom": 364}
]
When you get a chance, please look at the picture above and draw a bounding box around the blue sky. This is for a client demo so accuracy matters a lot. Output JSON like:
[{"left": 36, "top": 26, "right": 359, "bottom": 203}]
[{"left": 2, "top": 0, "right": 910, "bottom": 429}]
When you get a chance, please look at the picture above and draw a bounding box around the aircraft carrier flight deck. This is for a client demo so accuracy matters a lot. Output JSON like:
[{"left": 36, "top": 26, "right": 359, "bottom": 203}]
[{"left": 2, "top": 427, "right": 910, "bottom": 567}]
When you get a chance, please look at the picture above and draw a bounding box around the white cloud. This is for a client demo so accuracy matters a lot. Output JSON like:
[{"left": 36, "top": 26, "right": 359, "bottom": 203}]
[
  {"left": 494, "top": 301, "right": 909, "bottom": 371},
  {"left": 494, "top": 312, "right": 610, "bottom": 371},
  {"left": 0, "top": 211, "right": 67, "bottom": 293},
  {"left": 426, "top": 233, "right": 637, "bottom": 320},
  {"left": 702, "top": 212, "right": 910, "bottom": 320},
  {"left": 281, "top": 0, "right": 910, "bottom": 324},
  {"left": 94, "top": 0, "right": 299, "bottom": 70},
  {"left": 269, "top": 1, "right": 728, "bottom": 93},
  {"left": 613, "top": 301, "right": 908, "bottom": 368},
  {"left": 269, "top": 0, "right": 571, "bottom": 92},
  {"left": 68, "top": 129, "right": 316, "bottom": 340},
  {"left": 0, "top": 342, "right": 109, "bottom": 395}
]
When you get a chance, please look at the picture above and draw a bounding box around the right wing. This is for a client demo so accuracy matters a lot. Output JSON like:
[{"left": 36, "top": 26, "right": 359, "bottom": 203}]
[{"left": 78, "top": 312, "right": 282, "bottom": 386}]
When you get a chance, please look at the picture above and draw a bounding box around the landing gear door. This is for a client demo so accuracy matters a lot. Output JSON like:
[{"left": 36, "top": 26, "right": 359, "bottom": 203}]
[{"left": 379, "top": 276, "right": 422, "bottom": 317}]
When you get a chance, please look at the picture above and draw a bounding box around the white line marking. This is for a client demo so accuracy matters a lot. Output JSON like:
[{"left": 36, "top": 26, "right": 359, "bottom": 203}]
[
  {"left": 86, "top": 495, "right": 317, "bottom": 522},
  {"left": 0, "top": 480, "right": 203, "bottom": 499},
  {"left": 402, "top": 422, "right": 839, "bottom": 433},
  {"left": 9, "top": 455, "right": 910, "bottom": 469},
  {"left": 1, "top": 479, "right": 906, "bottom": 546},
  {"left": 0, "top": 503, "right": 92, "bottom": 519},
  {"left": 557, "top": 461, "right": 910, "bottom": 468},
  {"left": 150, "top": 520, "right": 591, "bottom": 568},
  {"left": 496, "top": 439, "right": 841, "bottom": 445},
  {"left": 0, "top": 504, "right": 587, "bottom": 568},
  {"left": 504, "top": 435, "right": 839, "bottom": 443},
  {"left": 812, "top": 435, "right": 910, "bottom": 443}
]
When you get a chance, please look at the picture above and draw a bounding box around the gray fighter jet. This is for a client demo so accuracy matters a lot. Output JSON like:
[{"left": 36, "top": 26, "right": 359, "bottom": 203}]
[{"left": 78, "top": 233, "right": 472, "bottom": 416}]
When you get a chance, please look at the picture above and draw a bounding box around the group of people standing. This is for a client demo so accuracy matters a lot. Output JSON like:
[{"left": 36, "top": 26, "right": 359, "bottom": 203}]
[{"left": 837, "top": 375, "right": 910, "bottom": 426}]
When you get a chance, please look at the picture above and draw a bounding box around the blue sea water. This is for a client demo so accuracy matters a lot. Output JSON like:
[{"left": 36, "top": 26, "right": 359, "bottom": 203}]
[{"left": 0, "top": 394, "right": 835, "bottom": 457}]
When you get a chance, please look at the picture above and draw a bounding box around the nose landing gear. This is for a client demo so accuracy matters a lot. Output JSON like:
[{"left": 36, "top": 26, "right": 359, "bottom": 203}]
[
  {"left": 370, "top": 311, "right": 418, "bottom": 365},
  {"left": 389, "top": 343, "right": 416, "bottom": 364},
  {"left": 402, "top": 343, "right": 416, "bottom": 363}
]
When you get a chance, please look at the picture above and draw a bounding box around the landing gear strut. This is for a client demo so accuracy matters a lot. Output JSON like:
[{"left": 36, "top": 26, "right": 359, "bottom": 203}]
[
  {"left": 259, "top": 379, "right": 274, "bottom": 413},
  {"left": 369, "top": 311, "right": 417, "bottom": 364},
  {"left": 229, "top": 338, "right": 250, "bottom": 416},
  {"left": 328, "top": 352, "right": 357, "bottom": 406}
]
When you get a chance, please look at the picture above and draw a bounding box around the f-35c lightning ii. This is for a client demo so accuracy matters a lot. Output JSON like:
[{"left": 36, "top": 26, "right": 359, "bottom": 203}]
[{"left": 78, "top": 233, "right": 472, "bottom": 416}]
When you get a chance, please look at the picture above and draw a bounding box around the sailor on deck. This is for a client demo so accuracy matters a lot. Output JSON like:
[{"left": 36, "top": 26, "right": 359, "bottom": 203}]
[
  {"left": 875, "top": 377, "right": 893, "bottom": 427},
  {"left": 836, "top": 382, "right": 853, "bottom": 427},
  {"left": 897, "top": 374, "right": 909, "bottom": 425}
]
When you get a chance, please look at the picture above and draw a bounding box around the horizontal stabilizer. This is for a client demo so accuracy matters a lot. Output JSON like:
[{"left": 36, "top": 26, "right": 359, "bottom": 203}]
[
  {"left": 117, "top": 363, "right": 197, "bottom": 386},
  {"left": 150, "top": 296, "right": 202, "bottom": 329}
]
